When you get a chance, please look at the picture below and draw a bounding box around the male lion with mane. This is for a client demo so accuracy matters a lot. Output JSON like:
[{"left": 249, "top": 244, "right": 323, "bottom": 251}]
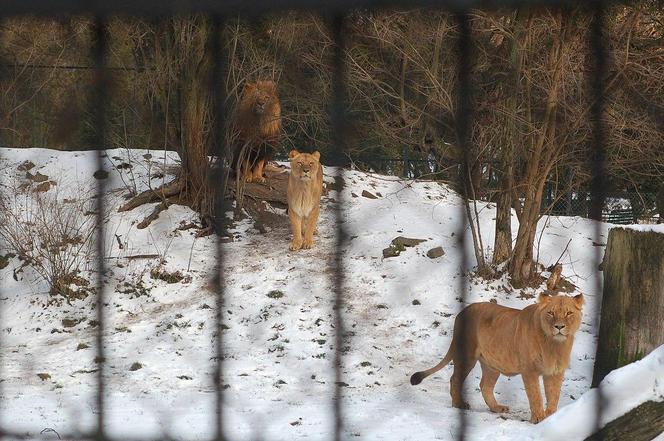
[
  {"left": 230, "top": 80, "right": 281, "bottom": 183},
  {"left": 410, "top": 293, "right": 584, "bottom": 423},
  {"left": 287, "top": 149, "right": 323, "bottom": 251}
]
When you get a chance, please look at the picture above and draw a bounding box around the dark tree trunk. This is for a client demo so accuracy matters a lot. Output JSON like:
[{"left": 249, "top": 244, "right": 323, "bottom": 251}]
[
  {"left": 507, "top": 13, "right": 570, "bottom": 287},
  {"left": 509, "top": 177, "right": 546, "bottom": 287},
  {"left": 592, "top": 228, "right": 664, "bottom": 386},
  {"left": 492, "top": 12, "right": 522, "bottom": 266},
  {"left": 493, "top": 161, "right": 513, "bottom": 264},
  {"left": 120, "top": 18, "right": 220, "bottom": 230},
  {"left": 585, "top": 401, "right": 664, "bottom": 441}
]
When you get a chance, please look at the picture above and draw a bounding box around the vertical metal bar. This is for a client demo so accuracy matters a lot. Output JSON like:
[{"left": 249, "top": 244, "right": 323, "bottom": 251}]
[
  {"left": 209, "top": 14, "right": 229, "bottom": 441},
  {"left": 330, "top": 13, "right": 348, "bottom": 441},
  {"left": 91, "top": 15, "right": 109, "bottom": 441},
  {"left": 0, "top": 15, "right": 4, "bottom": 441},
  {"left": 454, "top": 11, "right": 472, "bottom": 441},
  {"left": 589, "top": 0, "right": 607, "bottom": 437}
]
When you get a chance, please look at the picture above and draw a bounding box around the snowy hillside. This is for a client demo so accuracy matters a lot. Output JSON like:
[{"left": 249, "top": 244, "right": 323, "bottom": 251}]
[{"left": 0, "top": 147, "right": 662, "bottom": 440}]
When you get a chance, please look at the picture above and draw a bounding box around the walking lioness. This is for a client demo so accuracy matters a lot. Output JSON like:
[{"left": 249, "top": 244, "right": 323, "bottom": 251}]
[
  {"left": 410, "top": 293, "right": 584, "bottom": 423},
  {"left": 287, "top": 149, "right": 323, "bottom": 251}
]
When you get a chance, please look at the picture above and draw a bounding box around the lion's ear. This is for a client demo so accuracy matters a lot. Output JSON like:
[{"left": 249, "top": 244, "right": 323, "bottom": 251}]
[
  {"left": 538, "top": 293, "right": 552, "bottom": 305},
  {"left": 288, "top": 149, "right": 300, "bottom": 160},
  {"left": 573, "top": 293, "right": 585, "bottom": 310},
  {"left": 312, "top": 151, "right": 321, "bottom": 162}
]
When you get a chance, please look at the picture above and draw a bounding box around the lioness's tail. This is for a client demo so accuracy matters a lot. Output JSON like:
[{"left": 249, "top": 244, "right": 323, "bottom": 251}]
[{"left": 410, "top": 347, "right": 454, "bottom": 386}]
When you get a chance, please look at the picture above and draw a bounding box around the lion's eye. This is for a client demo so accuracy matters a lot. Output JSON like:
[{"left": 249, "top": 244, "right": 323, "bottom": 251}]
[
  {"left": 565, "top": 311, "right": 573, "bottom": 316},
  {"left": 298, "top": 162, "right": 303, "bottom": 166},
  {"left": 547, "top": 311, "right": 554, "bottom": 317}
]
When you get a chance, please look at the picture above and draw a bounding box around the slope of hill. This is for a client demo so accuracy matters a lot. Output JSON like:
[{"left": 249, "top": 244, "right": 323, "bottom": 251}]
[{"left": 0, "top": 147, "right": 661, "bottom": 440}]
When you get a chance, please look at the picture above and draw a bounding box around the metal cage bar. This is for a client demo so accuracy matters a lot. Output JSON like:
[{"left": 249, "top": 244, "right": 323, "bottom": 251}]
[
  {"left": 91, "top": 15, "right": 110, "bottom": 441},
  {"left": 209, "top": 14, "right": 229, "bottom": 441},
  {"left": 454, "top": 11, "right": 472, "bottom": 441},
  {"left": 330, "top": 13, "right": 349, "bottom": 441},
  {"left": 0, "top": 12, "right": 4, "bottom": 441},
  {"left": 589, "top": 0, "right": 607, "bottom": 436},
  {"left": 0, "top": 0, "right": 607, "bottom": 16}
]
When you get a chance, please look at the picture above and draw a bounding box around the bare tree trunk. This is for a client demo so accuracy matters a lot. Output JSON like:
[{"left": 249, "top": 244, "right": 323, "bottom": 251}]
[
  {"left": 493, "top": 161, "right": 513, "bottom": 264},
  {"left": 177, "top": 26, "right": 214, "bottom": 215},
  {"left": 510, "top": 181, "right": 545, "bottom": 286},
  {"left": 492, "top": 12, "right": 525, "bottom": 266},
  {"left": 119, "top": 18, "right": 218, "bottom": 229},
  {"left": 592, "top": 228, "right": 664, "bottom": 386},
  {"left": 464, "top": 173, "right": 489, "bottom": 275},
  {"left": 508, "top": 13, "right": 569, "bottom": 287}
]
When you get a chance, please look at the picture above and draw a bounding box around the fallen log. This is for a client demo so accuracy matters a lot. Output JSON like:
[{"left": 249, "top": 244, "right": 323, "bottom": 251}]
[{"left": 585, "top": 400, "right": 664, "bottom": 441}]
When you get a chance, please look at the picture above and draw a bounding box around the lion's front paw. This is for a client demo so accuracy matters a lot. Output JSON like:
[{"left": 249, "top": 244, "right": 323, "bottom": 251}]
[
  {"left": 490, "top": 404, "right": 510, "bottom": 414},
  {"left": 544, "top": 407, "right": 557, "bottom": 418},
  {"left": 289, "top": 240, "right": 302, "bottom": 251},
  {"left": 530, "top": 410, "right": 545, "bottom": 424},
  {"left": 452, "top": 401, "right": 470, "bottom": 410},
  {"left": 246, "top": 175, "right": 266, "bottom": 184},
  {"left": 302, "top": 238, "right": 314, "bottom": 249}
]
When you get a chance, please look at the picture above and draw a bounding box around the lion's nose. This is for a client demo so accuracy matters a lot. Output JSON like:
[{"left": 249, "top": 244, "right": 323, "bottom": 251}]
[{"left": 554, "top": 324, "right": 565, "bottom": 330}]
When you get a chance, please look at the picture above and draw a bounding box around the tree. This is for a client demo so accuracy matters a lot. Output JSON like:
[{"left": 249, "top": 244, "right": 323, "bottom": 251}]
[
  {"left": 117, "top": 17, "right": 221, "bottom": 229},
  {"left": 593, "top": 228, "right": 664, "bottom": 386}
]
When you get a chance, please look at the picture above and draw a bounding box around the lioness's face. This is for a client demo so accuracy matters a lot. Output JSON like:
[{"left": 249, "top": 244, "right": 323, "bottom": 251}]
[
  {"left": 538, "top": 294, "right": 584, "bottom": 342},
  {"left": 289, "top": 150, "right": 321, "bottom": 182}
]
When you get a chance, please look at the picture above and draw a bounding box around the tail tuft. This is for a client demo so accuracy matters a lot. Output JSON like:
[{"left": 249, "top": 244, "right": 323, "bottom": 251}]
[{"left": 410, "top": 372, "right": 424, "bottom": 386}]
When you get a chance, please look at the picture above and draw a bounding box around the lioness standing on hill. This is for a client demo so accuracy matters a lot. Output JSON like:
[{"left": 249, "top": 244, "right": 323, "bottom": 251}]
[
  {"left": 287, "top": 150, "right": 323, "bottom": 251},
  {"left": 410, "top": 293, "right": 584, "bottom": 423}
]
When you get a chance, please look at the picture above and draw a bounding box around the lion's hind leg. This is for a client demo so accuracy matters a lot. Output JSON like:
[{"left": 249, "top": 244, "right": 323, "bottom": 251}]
[
  {"left": 450, "top": 330, "right": 480, "bottom": 409},
  {"left": 479, "top": 362, "right": 509, "bottom": 413},
  {"left": 448, "top": 311, "right": 479, "bottom": 410},
  {"left": 450, "top": 356, "right": 477, "bottom": 410}
]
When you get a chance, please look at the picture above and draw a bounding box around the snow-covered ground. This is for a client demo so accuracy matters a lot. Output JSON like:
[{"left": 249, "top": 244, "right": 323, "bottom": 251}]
[{"left": 0, "top": 147, "right": 662, "bottom": 440}]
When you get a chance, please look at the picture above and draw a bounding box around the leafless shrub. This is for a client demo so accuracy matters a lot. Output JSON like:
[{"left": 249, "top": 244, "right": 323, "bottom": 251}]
[{"left": 0, "top": 187, "right": 98, "bottom": 299}]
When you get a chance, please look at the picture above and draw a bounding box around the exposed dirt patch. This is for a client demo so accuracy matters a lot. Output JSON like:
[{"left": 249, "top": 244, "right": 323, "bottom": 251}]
[
  {"left": 26, "top": 171, "right": 49, "bottom": 182},
  {"left": 150, "top": 266, "right": 191, "bottom": 284},
  {"left": 17, "top": 160, "right": 35, "bottom": 171}
]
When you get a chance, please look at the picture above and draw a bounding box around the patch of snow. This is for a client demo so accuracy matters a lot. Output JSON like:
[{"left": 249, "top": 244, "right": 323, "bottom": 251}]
[{"left": 0, "top": 147, "right": 660, "bottom": 440}]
